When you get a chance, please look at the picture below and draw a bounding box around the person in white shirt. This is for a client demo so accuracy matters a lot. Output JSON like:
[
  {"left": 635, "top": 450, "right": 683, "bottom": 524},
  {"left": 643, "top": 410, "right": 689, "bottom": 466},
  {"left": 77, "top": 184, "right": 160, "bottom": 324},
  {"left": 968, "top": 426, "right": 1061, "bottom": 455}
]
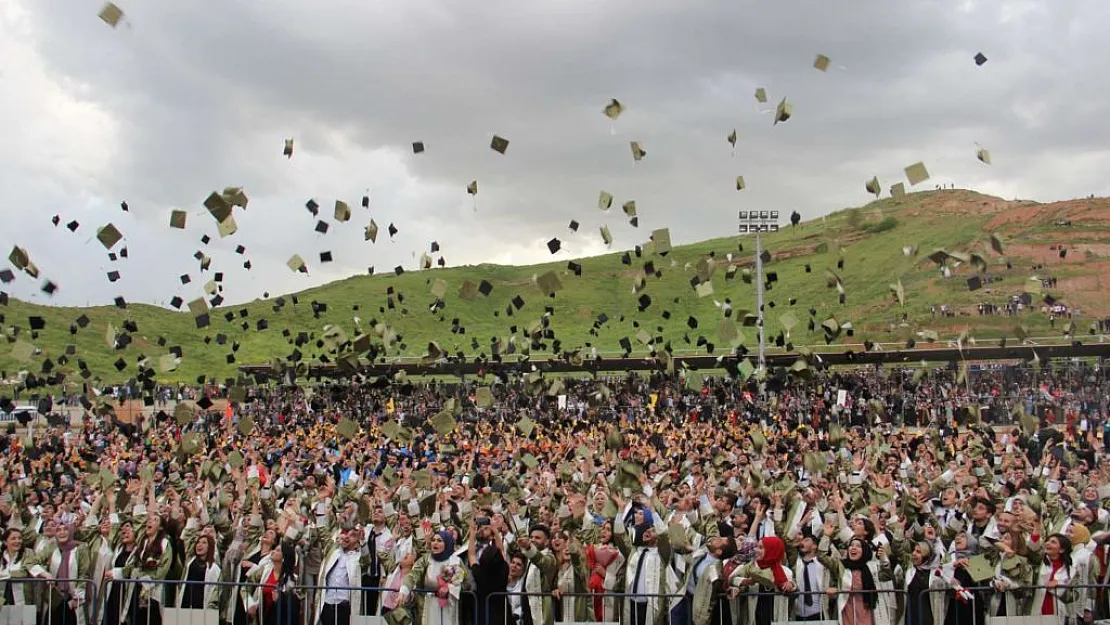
[
  {"left": 313, "top": 527, "right": 364, "bottom": 625},
  {"left": 792, "top": 534, "right": 832, "bottom": 621}
]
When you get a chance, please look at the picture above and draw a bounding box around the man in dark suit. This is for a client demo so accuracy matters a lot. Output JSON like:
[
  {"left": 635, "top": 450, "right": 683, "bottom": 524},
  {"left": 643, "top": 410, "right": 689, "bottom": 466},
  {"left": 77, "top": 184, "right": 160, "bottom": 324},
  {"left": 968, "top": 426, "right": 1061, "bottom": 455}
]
[{"left": 467, "top": 512, "right": 509, "bottom": 625}]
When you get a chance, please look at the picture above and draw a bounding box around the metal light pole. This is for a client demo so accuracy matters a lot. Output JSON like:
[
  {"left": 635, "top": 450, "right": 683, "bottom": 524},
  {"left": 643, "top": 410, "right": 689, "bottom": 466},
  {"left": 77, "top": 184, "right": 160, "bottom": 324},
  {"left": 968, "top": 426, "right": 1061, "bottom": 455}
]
[{"left": 739, "top": 210, "right": 781, "bottom": 374}]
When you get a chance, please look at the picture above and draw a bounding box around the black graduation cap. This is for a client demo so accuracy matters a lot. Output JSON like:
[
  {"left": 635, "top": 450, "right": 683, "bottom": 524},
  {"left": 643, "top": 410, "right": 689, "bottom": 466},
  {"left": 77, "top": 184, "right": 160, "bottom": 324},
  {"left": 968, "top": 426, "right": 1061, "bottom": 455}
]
[
  {"left": 306, "top": 199, "right": 320, "bottom": 215},
  {"left": 687, "top": 316, "right": 698, "bottom": 329},
  {"left": 478, "top": 280, "right": 493, "bottom": 296},
  {"left": 413, "top": 141, "right": 425, "bottom": 154},
  {"left": 200, "top": 235, "right": 211, "bottom": 245},
  {"left": 637, "top": 294, "right": 651, "bottom": 311},
  {"left": 547, "top": 238, "right": 561, "bottom": 254},
  {"left": 967, "top": 276, "right": 982, "bottom": 291},
  {"left": 224, "top": 311, "right": 235, "bottom": 322},
  {"left": 394, "top": 266, "right": 404, "bottom": 276},
  {"left": 0, "top": 270, "right": 14, "bottom": 284},
  {"left": 511, "top": 295, "right": 525, "bottom": 310},
  {"left": 195, "top": 313, "right": 210, "bottom": 329},
  {"left": 41, "top": 281, "right": 57, "bottom": 295},
  {"left": 28, "top": 317, "right": 45, "bottom": 331},
  {"left": 388, "top": 223, "right": 399, "bottom": 238},
  {"left": 568, "top": 220, "right": 579, "bottom": 232},
  {"left": 621, "top": 253, "right": 631, "bottom": 265},
  {"left": 76, "top": 314, "right": 90, "bottom": 328},
  {"left": 320, "top": 251, "right": 333, "bottom": 263},
  {"left": 113, "top": 296, "right": 127, "bottom": 308},
  {"left": 974, "top": 52, "right": 987, "bottom": 66},
  {"left": 113, "top": 358, "right": 127, "bottom": 372},
  {"left": 107, "top": 271, "right": 121, "bottom": 282},
  {"left": 567, "top": 261, "right": 582, "bottom": 276},
  {"left": 362, "top": 195, "right": 370, "bottom": 208},
  {"left": 214, "top": 272, "right": 224, "bottom": 282},
  {"left": 234, "top": 245, "right": 246, "bottom": 255},
  {"left": 51, "top": 215, "right": 60, "bottom": 226},
  {"left": 66, "top": 221, "right": 79, "bottom": 232},
  {"left": 315, "top": 220, "right": 329, "bottom": 234},
  {"left": 169, "top": 296, "right": 183, "bottom": 309},
  {"left": 120, "top": 201, "right": 129, "bottom": 212},
  {"left": 180, "top": 274, "right": 191, "bottom": 284}
]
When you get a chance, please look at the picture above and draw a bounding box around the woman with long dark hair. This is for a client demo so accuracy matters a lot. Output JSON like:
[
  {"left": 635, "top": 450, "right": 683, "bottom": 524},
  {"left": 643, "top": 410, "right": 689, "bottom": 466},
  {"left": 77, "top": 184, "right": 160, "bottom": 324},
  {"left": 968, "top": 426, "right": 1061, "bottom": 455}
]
[
  {"left": 246, "top": 543, "right": 301, "bottom": 625},
  {"left": 110, "top": 515, "right": 173, "bottom": 625},
  {"left": 99, "top": 523, "right": 136, "bottom": 625},
  {"left": 175, "top": 534, "right": 221, "bottom": 610},
  {"left": 1032, "top": 533, "right": 1076, "bottom": 624},
  {"left": 0, "top": 529, "right": 34, "bottom": 612}
]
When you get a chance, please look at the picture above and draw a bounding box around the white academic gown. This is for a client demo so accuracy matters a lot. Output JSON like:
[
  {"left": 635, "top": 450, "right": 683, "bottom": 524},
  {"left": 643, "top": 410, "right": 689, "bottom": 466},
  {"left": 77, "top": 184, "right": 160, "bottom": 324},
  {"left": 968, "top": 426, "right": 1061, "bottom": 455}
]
[
  {"left": 313, "top": 547, "right": 362, "bottom": 624},
  {"left": 1031, "top": 561, "right": 1075, "bottom": 625}
]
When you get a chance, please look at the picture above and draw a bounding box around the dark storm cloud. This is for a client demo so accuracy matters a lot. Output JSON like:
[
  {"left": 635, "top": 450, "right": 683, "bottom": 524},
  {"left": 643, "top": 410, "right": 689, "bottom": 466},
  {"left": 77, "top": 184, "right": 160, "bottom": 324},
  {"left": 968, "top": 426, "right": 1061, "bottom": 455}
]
[{"left": 3, "top": 0, "right": 1110, "bottom": 306}]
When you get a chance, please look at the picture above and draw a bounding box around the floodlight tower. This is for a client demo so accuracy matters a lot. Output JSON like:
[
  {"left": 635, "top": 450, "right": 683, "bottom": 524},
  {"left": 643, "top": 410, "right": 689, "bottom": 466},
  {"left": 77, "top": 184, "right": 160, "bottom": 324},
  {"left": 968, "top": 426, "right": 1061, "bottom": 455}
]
[{"left": 738, "top": 210, "right": 781, "bottom": 373}]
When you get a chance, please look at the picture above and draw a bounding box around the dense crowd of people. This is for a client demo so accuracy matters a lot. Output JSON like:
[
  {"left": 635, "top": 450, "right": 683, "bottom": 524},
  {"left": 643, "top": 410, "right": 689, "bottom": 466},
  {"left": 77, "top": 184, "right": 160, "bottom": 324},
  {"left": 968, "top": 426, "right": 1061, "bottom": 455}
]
[{"left": 0, "top": 360, "right": 1109, "bottom": 625}]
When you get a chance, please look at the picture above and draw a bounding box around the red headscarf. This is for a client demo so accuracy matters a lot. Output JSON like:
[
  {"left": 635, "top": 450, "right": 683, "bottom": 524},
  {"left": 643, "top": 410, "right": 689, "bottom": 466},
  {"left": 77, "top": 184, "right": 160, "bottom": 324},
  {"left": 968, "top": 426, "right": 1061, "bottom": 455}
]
[{"left": 756, "top": 536, "right": 790, "bottom": 588}]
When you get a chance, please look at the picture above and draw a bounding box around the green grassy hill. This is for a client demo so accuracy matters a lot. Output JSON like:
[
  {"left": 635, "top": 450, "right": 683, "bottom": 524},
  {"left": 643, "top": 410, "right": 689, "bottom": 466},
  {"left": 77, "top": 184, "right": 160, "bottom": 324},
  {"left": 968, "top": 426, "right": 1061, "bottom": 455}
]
[{"left": 4, "top": 189, "right": 1109, "bottom": 384}]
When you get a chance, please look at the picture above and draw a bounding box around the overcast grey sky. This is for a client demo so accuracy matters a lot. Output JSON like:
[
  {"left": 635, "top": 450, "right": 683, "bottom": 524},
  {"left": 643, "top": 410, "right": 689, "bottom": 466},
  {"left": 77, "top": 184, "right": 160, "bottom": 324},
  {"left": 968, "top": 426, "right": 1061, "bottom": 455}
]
[{"left": 2, "top": 0, "right": 1108, "bottom": 308}]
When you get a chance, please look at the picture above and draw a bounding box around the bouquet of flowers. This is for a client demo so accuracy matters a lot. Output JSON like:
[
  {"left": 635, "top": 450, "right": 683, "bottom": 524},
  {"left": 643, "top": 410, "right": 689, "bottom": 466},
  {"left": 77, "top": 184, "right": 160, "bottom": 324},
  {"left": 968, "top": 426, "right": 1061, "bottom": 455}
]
[{"left": 436, "top": 565, "right": 462, "bottom": 607}]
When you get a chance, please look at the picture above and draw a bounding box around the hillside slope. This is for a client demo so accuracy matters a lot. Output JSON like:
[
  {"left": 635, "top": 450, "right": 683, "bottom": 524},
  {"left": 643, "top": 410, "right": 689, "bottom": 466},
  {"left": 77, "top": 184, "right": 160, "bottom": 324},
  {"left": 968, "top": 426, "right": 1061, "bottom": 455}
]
[{"left": 3, "top": 189, "right": 1107, "bottom": 384}]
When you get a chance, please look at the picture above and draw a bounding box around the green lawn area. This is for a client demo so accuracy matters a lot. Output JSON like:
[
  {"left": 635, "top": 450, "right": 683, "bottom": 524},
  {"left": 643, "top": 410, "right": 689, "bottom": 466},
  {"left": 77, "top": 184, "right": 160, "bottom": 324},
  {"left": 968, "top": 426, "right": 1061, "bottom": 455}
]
[{"left": 3, "top": 189, "right": 1104, "bottom": 384}]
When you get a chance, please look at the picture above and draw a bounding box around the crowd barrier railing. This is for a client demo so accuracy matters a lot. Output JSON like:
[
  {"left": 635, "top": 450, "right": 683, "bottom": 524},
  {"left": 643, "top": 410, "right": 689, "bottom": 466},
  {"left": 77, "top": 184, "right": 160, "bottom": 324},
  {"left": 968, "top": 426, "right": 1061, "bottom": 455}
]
[
  {"left": 0, "top": 577, "right": 96, "bottom": 625},
  {"left": 486, "top": 591, "right": 694, "bottom": 625},
  {"left": 104, "top": 578, "right": 279, "bottom": 625},
  {"left": 294, "top": 584, "right": 473, "bottom": 625},
  {"left": 916, "top": 582, "right": 1110, "bottom": 625}
]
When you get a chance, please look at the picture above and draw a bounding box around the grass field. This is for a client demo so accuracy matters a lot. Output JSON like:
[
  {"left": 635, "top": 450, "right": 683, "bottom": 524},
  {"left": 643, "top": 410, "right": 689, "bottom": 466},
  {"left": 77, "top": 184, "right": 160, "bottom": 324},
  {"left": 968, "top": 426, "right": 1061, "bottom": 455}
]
[{"left": 3, "top": 188, "right": 1108, "bottom": 384}]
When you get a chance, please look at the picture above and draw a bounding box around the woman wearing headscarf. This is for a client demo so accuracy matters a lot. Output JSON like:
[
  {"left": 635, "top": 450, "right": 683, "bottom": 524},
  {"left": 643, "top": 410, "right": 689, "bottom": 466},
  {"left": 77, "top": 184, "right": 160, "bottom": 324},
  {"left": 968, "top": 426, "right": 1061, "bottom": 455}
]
[
  {"left": 832, "top": 536, "right": 892, "bottom": 625},
  {"left": 30, "top": 522, "right": 90, "bottom": 625},
  {"left": 1032, "top": 533, "right": 1077, "bottom": 625},
  {"left": 400, "top": 530, "right": 468, "bottom": 625},
  {"left": 988, "top": 530, "right": 1033, "bottom": 619},
  {"left": 894, "top": 539, "right": 945, "bottom": 625},
  {"left": 728, "top": 536, "right": 794, "bottom": 625},
  {"left": 939, "top": 532, "right": 986, "bottom": 625}
]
